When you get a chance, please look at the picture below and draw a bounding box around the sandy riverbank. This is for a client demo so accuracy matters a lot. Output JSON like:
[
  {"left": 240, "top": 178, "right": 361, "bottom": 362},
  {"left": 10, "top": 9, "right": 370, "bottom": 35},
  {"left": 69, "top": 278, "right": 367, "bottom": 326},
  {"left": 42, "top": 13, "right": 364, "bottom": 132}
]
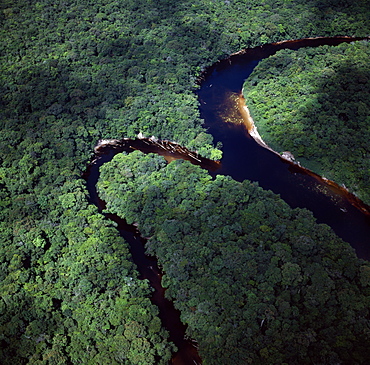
[{"left": 238, "top": 91, "right": 297, "bottom": 163}]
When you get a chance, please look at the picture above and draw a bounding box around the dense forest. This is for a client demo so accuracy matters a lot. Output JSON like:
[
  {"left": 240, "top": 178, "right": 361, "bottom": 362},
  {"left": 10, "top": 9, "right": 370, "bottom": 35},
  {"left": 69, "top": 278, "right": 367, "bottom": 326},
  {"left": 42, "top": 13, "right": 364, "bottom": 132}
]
[
  {"left": 1, "top": 0, "right": 370, "bottom": 363},
  {"left": 98, "top": 152, "right": 370, "bottom": 364},
  {"left": 244, "top": 41, "right": 370, "bottom": 205}
]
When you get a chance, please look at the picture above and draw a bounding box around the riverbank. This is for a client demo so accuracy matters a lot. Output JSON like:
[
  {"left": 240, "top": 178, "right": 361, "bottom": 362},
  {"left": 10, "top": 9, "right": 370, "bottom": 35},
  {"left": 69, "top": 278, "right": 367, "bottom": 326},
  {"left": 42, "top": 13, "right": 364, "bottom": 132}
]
[
  {"left": 238, "top": 91, "right": 370, "bottom": 216},
  {"left": 242, "top": 39, "right": 370, "bottom": 208},
  {"left": 238, "top": 92, "right": 287, "bottom": 156},
  {"left": 86, "top": 145, "right": 204, "bottom": 365}
]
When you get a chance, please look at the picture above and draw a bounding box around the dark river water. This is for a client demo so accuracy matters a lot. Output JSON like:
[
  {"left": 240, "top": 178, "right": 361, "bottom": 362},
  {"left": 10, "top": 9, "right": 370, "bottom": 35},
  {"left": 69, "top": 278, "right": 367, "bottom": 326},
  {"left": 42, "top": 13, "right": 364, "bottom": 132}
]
[
  {"left": 83, "top": 148, "right": 201, "bottom": 365},
  {"left": 84, "top": 37, "right": 370, "bottom": 365},
  {"left": 197, "top": 37, "right": 370, "bottom": 260}
]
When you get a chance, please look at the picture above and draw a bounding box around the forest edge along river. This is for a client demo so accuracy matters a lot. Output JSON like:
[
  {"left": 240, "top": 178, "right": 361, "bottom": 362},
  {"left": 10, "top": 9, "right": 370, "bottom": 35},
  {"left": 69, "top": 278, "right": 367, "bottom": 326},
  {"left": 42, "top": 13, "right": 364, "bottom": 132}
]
[
  {"left": 83, "top": 36, "right": 370, "bottom": 364},
  {"left": 83, "top": 139, "right": 206, "bottom": 365},
  {"left": 237, "top": 92, "right": 370, "bottom": 218},
  {"left": 197, "top": 35, "right": 370, "bottom": 260}
]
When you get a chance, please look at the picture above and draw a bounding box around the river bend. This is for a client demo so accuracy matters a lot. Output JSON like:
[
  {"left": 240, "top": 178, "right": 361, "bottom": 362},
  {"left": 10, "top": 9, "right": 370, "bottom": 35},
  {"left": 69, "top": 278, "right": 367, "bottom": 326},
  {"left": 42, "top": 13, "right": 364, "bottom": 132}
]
[{"left": 83, "top": 36, "right": 370, "bottom": 365}]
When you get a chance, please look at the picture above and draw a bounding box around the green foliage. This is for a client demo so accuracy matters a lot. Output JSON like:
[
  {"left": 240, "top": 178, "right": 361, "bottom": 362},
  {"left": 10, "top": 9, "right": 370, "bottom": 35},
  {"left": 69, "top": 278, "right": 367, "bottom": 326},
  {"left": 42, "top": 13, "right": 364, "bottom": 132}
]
[
  {"left": 99, "top": 153, "right": 370, "bottom": 364},
  {"left": 244, "top": 41, "right": 370, "bottom": 204},
  {"left": 1, "top": 0, "right": 370, "bottom": 363},
  {"left": 0, "top": 200, "right": 174, "bottom": 364}
]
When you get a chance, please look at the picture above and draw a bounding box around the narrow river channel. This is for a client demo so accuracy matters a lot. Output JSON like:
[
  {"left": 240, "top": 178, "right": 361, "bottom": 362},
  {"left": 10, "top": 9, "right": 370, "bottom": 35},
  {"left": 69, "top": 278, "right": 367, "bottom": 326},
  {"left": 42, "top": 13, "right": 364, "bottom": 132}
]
[{"left": 83, "top": 146, "right": 203, "bottom": 365}]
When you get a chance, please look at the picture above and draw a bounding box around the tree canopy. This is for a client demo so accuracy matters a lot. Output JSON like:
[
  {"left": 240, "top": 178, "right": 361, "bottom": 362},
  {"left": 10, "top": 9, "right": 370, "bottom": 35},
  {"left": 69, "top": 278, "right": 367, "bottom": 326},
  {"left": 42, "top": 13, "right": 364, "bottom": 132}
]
[
  {"left": 244, "top": 41, "right": 370, "bottom": 204},
  {"left": 98, "top": 152, "right": 370, "bottom": 364},
  {"left": 1, "top": 0, "right": 370, "bottom": 363}
]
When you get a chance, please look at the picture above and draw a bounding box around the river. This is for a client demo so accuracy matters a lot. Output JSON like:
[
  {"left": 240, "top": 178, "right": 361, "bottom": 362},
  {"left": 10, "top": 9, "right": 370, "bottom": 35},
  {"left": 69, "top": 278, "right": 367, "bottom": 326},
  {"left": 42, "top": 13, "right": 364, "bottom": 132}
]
[
  {"left": 197, "top": 36, "right": 370, "bottom": 260},
  {"left": 84, "top": 36, "right": 370, "bottom": 365},
  {"left": 83, "top": 146, "right": 203, "bottom": 365}
]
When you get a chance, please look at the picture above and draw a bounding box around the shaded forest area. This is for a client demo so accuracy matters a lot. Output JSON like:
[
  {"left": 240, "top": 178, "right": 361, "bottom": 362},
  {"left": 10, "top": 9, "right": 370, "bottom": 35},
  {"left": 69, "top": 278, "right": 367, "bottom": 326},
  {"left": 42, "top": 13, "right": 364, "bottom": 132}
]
[
  {"left": 244, "top": 41, "right": 370, "bottom": 205},
  {"left": 1, "top": 0, "right": 370, "bottom": 363}
]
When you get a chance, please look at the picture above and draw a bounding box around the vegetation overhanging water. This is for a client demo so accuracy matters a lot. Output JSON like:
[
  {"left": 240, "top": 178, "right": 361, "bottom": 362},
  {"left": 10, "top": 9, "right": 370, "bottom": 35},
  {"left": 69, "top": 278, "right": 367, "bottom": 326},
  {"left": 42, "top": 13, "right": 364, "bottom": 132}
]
[{"left": 84, "top": 141, "right": 205, "bottom": 365}]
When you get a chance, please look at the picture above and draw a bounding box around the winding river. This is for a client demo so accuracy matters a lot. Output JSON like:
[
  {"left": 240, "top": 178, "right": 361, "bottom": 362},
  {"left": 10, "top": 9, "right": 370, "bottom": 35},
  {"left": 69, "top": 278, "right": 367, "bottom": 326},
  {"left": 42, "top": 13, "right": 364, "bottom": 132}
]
[
  {"left": 197, "top": 36, "right": 370, "bottom": 260},
  {"left": 84, "top": 36, "right": 370, "bottom": 364},
  {"left": 83, "top": 145, "right": 203, "bottom": 365}
]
